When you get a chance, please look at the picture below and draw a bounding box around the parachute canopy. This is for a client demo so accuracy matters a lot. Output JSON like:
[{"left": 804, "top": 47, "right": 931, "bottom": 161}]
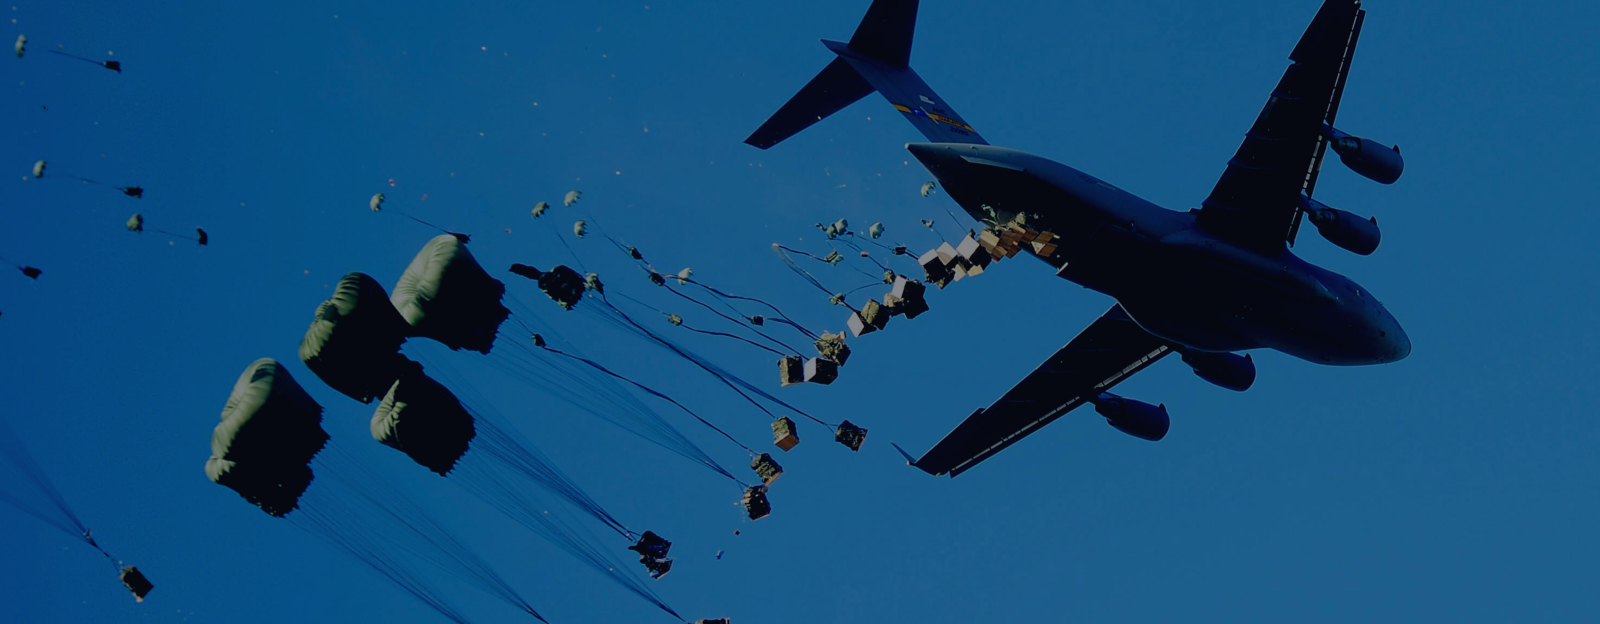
[
  {"left": 206, "top": 358, "right": 328, "bottom": 517},
  {"left": 300, "top": 272, "right": 415, "bottom": 403},
  {"left": 369, "top": 193, "right": 385, "bottom": 212},
  {"left": 125, "top": 214, "right": 143, "bottom": 232},
  {"left": 14, "top": 35, "right": 24, "bottom": 58},
  {"left": 563, "top": 190, "right": 581, "bottom": 207},
  {"left": 372, "top": 371, "right": 476, "bottom": 476},
  {"left": 391, "top": 235, "right": 510, "bottom": 353},
  {"left": 32, "top": 160, "right": 45, "bottom": 178},
  {"left": 868, "top": 222, "right": 885, "bottom": 239},
  {"left": 573, "top": 220, "right": 587, "bottom": 238},
  {"left": 921, "top": 181, "right": 936, "bottom": 197},
  {"left": 531, "top": 201, "right": 549, "bottom": 219}
]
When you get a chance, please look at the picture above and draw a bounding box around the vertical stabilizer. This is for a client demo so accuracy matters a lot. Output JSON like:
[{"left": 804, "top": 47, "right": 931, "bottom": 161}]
[{"left": 745, "top": 0, "right": 987, "bottom": 149}]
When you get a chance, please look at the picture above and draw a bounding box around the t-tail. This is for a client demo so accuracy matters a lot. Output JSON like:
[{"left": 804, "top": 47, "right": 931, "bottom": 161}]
[{"left": 744, "top": 0, "right": 987, "bottom": 149}]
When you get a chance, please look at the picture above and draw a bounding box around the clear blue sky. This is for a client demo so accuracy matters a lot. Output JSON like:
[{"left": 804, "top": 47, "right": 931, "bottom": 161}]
[{"left": 4, "top": 1, "right": 1598, "bottom": 622}]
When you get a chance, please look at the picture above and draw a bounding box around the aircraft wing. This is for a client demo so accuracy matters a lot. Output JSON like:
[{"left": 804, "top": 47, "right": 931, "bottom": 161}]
[
  {"left": 899, "top": 304, "right": 1173, "bottom": 477},
  {"left": 1196, "top": 0, "right": 1365, "bottom": 250}
]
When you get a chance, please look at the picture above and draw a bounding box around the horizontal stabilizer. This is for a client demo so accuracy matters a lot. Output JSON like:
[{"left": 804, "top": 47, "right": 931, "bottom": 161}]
[{"left": 745, "top": 57, "right": 875, "bottom": 149}]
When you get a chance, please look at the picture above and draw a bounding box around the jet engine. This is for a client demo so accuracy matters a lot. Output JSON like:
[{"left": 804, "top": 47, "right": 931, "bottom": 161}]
[
  {"left": 1091, "top": 393, "right": 1169, "bottom": 441},
  {"left": 1180, "top": 350, "right": 1255, "bottom": 392},
  {"left": 1324, "top": 125, "right": 1404, "bottom": 184},
  {"left": 1299, "top": 196, "right": 1381, "bottom": 255}
]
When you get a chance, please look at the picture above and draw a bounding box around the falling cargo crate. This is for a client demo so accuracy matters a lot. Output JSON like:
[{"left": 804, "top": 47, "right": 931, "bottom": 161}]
[
  {"left": 804, "top": 357, "right": 839, "bottom": 385},
  {"left": 120, "top": 566, "right": 154, "bottom": 602},
  {"left": 957, "top": 233, "right": 992, "bottom": 271},
  {"left": 846, "top": 308, "right": 876, "bottom": 337},
  {"left": 834, "top": 420, "right": 868, "bottom": 451},
  {"left": 742, "top": 485, "right": 771, "bottom": 520},
  {"left": 862, "top": 298, "right": 890, "bottom": 330},
  {"left": 778, "top": 356, "right": 804, "bottom": 386},
  {"left": 771, "top": 416, "right": 800, "bottom": 451},
  {"left": 814, "top": 331, "right": 851, "bottom": 366},
  {"left": 1032, "top": 231, "right": 1059, "bottom": 256},
  {"left": 750, "top": 453, "right": 783, "bottom": 485},
  {"left": 918, "top": 248, "right": 952, "bottom": 288}
]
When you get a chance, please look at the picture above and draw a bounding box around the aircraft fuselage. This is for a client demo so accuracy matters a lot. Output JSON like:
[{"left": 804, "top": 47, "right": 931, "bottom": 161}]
[{"left": 908, "top": 142, "right": 1410, "bottom": 366}]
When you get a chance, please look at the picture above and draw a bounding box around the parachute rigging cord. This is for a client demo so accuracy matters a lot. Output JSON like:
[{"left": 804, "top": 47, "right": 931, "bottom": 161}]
[
  {"left": 42, "top": 47, "right": 121, "bottom": 72},
  {"left": 369, "top": 194, "right": 465, "bottom": 240},
  {"left": 538, "top": 343, "right": 758, "bottom": 476},
  {"left": 591, "top": 294, "right": 835, "bottom": 430},
  {"left": 405, "top": 354, "right": 683, "bottom": 620},
  {"left": 589, "top": 225, "right": 810, "bottom": 354},
  {"left": 770, "top": 245, "right": 877, "bottom": 309},
  {"left": 682, "top": 278, "right": 820, "bottom": 341},
  {"left": 0, "top": 416, "right": 122, "bottom": 573},
  {"left": 614, "top": 290, "right": 795, "bottom": 359},
  {"left": 300, "top": 444, "right": 545, "bottom": 623},
  {"left": 491, "top": 297, "right": 739, "bottom": 485}
]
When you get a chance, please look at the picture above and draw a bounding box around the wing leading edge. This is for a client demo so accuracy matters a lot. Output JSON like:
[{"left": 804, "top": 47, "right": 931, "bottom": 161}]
[
  {"left": 899, "top": 304, "right": 1173, "bottom": 478},
  {"left": 1197, "top": 0, "right": 1365, "bottom": 251}
]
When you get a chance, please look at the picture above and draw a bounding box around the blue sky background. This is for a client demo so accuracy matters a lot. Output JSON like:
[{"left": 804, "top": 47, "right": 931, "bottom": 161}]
[{"left": 3, "top": 1, "right": 1598, "bottom": 622}]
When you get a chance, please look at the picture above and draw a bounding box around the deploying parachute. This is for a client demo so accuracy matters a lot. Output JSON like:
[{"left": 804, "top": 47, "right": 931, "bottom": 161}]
[
  {"left": 300, "top": 272, "right": 416, "bottom": 403},
  {"left": 391, "top": 235, "right": 510, "bottom": 354},
  {"left": 206, "top": 358, "right": 547, "bottom": 623},
  {"left": 371, "top": 370, "right": 477, "bottom": 475},
  {"left": 206, "top": 358, "right": 328, "bottom": 517}
]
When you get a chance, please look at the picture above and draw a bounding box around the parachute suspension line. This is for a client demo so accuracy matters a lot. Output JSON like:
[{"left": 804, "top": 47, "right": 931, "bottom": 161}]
[
  {"left": 593, "top": 295, "right": 778, "bottom": 420},
  {"left": 290, "top": 504, "right": 477, "bottom": 624},
  {"left": 0, "top": 416, "right": 121, "bottom": 571},
  {"left": 835, "top": 238, "right": 893, "bottom": 274},
  {"left": 451, "top": 462, "right": 682, "bottom": 622},
  {"left": 151, "top": 228, "right": 202, "bottom": 243},
  {"left": 771, "top": 245, "right": 839, "bottom": 298},
  {"left": 54, "top": 172, "right": 110, "bottom": 186},
  {"left": 540, "top": 344, "right": 756, "bottom": 476},
  {"left": 472, "top": 418, "right": 634, "bottom": 541},
  {"left": 412, "top": 355, "right": 636, "bottom": 542},
  {"left": 660, "top": 284, "right": 803, "bottom": 356},
  {"left": 551, "top": 228, "right": 588, "bottom": 274},
  {"left": 42, "top": 48, "right": 113, "bottom": 69},
  {"left": 678, "top": 325, "right": 787, "bottom": 357},
  {"left": 683, "top": 278, "right": 820, "bottom": 341},
  {"left": 594, "top": 295, "right": 836, "bottom": 430},
  {"left": 313, "top": 444, "right": 548, "bottom": 622}
]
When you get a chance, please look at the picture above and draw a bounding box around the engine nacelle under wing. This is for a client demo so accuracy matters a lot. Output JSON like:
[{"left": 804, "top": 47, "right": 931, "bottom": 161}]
[
  {"left": 1180, "top": 350, "right": 1256, "bottom": 392},
  {"left": 1325, "top": 125, "right": 1404, "bottom": 184},
  {"left": 1092, "top": 394, "right": 1169, "bottom": 441},
  {"left": 1300, "top": 196, "right": 1381, "bottom": 255}
]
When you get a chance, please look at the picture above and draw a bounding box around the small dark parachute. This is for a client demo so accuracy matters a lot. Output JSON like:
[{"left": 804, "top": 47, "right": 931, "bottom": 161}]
[
  {"left": 299, "top": 272, "right": 415, "bottom": 403},
  {"left": 391, "top": 235, "right": 511, "bottom": 353},
  {"left": 372, "top": 371, "right": 477, "bottom": 476},
  {"left": 206, "top": 358, "right": 328, "bottom": 517},
  {"left": 510, "top": 263, "right": 585, "bottom": 310}
]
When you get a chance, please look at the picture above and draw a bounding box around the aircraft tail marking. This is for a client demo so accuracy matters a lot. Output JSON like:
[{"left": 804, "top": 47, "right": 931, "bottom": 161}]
[{"left": 745, "top": 0, "right": 987, "bottom": 149}]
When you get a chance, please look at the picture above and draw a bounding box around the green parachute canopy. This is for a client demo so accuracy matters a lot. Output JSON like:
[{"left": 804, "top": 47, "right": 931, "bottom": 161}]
[
  {"left": 391, "top": 235, "right": 510, "bottom": 354},
  {"left": 372, "top": 370, "right": 476, "bottom": 476},
  {"left": 14, "top": 35, "right": 24, "bottom": 58},
  {"left": 206, "top": 358, "right": 328, "bottom": 517},
  {"left": 300, "top": 272, "right": 416, "bottom": 403},
  {"left": 32, "top": 160, "right": 45, "bottom": 178}
]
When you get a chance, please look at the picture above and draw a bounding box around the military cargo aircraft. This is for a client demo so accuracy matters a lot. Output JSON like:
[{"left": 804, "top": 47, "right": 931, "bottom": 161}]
[{"left": 746, "top": 0, "right": 1410, "bottom": 477}]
